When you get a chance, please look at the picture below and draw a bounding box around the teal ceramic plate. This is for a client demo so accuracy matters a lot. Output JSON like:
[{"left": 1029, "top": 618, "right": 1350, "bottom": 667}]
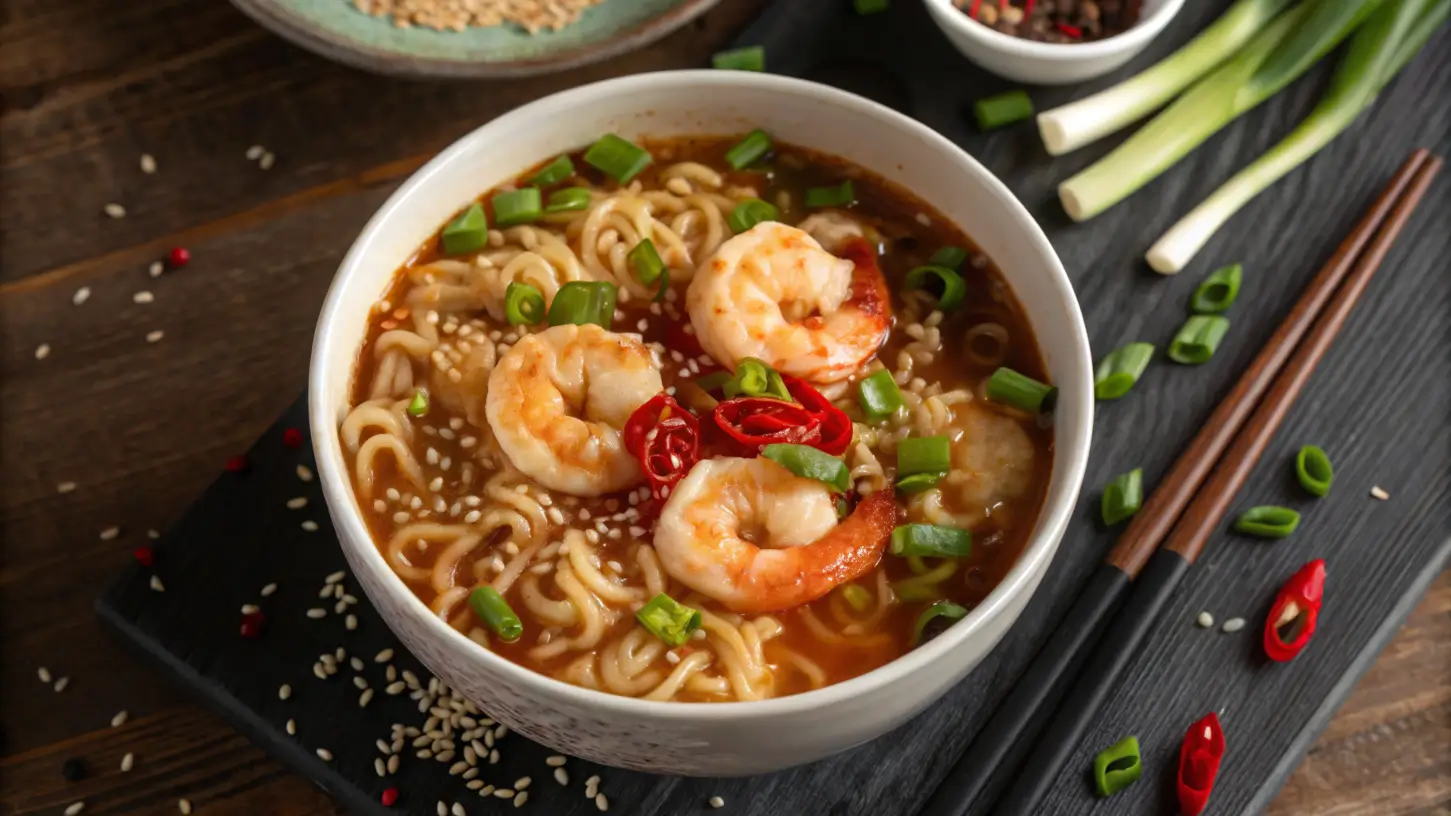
[{"left": 231, "top": 0, "right": 722, "bottom": 78}]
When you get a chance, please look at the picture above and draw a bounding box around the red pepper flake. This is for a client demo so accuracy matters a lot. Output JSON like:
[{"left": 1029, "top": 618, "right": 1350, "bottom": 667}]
[
  {"left": 133, "top": 546, "right": 155, "bottom": 567},
  {"left": 1176, "top": 712, "right": 1225, "bottom": 816},
  {"left": 167, "top": 247, "right": 191, "bottom": 268},
  {"left": 1264, "top": 559, "right": 1325, "bottom": 662},
  {"left": 623, "top": 393, "right": 702, "bottom": 506},
  {"left": 967, "top": 0, "right": 984, "bottom": 19},
  {"left": 239, "top": 611, "right": 266, "bottom": 638},
  {"left": 224, "top": 455, "right": 250, "bottom": 473},
  {"left": 282, "top": 428, "right": 304, "bottom": 449},
  {"left": 380, "top": 787, "right": 399, "bottom": 807},
  {"left": 1056, "top": 22, "right": 1083, "bottom": 38}
]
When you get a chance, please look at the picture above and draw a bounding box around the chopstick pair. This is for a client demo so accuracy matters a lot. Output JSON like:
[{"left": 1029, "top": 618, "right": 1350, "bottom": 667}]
[{"left": 919, "top": 148, "right": 1443, "bottom": 816}]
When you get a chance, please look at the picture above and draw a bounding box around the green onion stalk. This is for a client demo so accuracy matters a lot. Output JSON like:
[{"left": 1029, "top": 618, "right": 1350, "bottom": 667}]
[
  {"left": 1058, "top": 0, "right": 1387, "bottom": 223},
  {"left": 1038, "top": 0, "right": 1297, "bottom": 156},
  {"left": 1147, "top": 0, "right": 1449, "bottom": 273}
]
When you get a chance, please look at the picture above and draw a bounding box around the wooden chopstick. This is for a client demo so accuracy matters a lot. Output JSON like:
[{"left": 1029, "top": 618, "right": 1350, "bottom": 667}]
[
  {"left": 917, "top": 148, "right": 1440, "bottom": 816},
  {"left": 990, "top": 151, "right": 1443, "bottom": 816}
]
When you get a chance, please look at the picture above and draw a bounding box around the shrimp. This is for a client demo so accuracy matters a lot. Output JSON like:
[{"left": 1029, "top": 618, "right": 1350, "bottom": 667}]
[
  {"left": 654, "top": 457, "right": 898, "bottom": 613},
  {"left": 485, "top": 323, "right": 663, "bottom": 497},
  {"left": 686, "top": 222, "right": 891, "bottom": 384},
  {"left": 944, "top": 402, "right": 1038, "bottom": 526}
]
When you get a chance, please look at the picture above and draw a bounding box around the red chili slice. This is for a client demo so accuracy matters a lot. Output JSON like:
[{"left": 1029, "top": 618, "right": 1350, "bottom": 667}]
[
  {"left": 239, "top": 611, "right": 266, "bottom": 638},
  {"left": 1056, "top": 22, "right": 1083, "bottom": 38},
  {"left": 623, "top": 393, "right": 701, "bottom": 504},
  {"left": 780, "top": 374, "right": 852, "bottom": 455},
  {"left": 133, "top": 546, "right": 156, "bottom": 567},
  {"left": 713, "top": 398, "right": 823, "bottom": 454},
  {"left": 1264, "top": 559, "right": 1325, "bottom": 663},
  {"left": 1177, "top": 712, "right": 1225, "bottom": 816}
]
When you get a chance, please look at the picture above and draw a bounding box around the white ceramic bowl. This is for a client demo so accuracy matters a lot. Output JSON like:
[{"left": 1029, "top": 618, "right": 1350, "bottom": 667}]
[
  {"left": 309, "top": 70, "right": 1093, "bottom": 776},
  {"left": 923, "top": 0, "right": 1186, "bottom": 85}
]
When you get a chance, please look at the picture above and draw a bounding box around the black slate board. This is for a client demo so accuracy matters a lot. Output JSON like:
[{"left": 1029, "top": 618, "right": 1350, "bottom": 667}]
[{"left": 99, "top": 1, "right": 1451, "bottom": 814}]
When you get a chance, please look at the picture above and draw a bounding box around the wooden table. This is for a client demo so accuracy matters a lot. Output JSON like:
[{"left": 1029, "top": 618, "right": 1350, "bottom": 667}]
[{"left": 2, "top": 1, "right": 1447, "bottom": 813}]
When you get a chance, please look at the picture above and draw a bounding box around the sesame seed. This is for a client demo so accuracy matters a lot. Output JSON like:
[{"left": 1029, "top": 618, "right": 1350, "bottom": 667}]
[
  {"left": 554, "top": 768, "right": 569, "bottom": 785},
  {"left": 286, "top": 497, "right": 308, "bottom": 509},
  {"left": 360, "top": 689, "right": 375, "bottom": 707},
  {"left": 279, "top": 684, "right": 292, "bottom": 700},
  {"left": 546, "top": 755, "right": 567, "bottom": 767},
  {"left": 178, "top": 799, "right": 192, "bottom": 814},
  {"left": 449, "top": 761, "right": 469, "bottom": 776},
  {"left": 73, "top": 287, "right": 91, "bottom": 305},
  {"left": 133, "top": 290, "right": 154, "bottom": 304},
  {"left": 326, "top": 570, "right": 346, "bottom": 584},
  {"left": 100, "top": 526, "right": 120, "bottom": 540},
  {"left": 246, "top": 145, "right": 265, "bottom": 160},
  {"left": 1221, "top": 617, "right": 1246, "bottom": 633},
  {"left": 241, "top": 604, "right": 260, "bottom": 614},
  {"left": 453, "top": 804, "right": 469, "bottom": 816},
  {"left": 375, "top": 757, "right": 387, "bottom": 777},
  {"left": 146, "top": 330, "right": 165, "bottom": 343},
  {"left": 515, "top": 777, "right": 532, "bottom": 789},
  {"left": 313, "top": 663, "right": 327, "bottom": 680},
  {"left": 1371, "top": 485, "right": 1390, "bottom": 500},
  {"left": 387, "top": 681, "right": 406, "bottom": 695},
  {"left": 1196, "top": 611, "right": 1214, "bottom": 628},
  {"left": 306, "top": 608, "right": 327, "bottom": 619},
  {"left": 595, "top": 793, "right": 610, "bottom": 811},
  {"left": 353, "top": 676, "right": 369, "bottom": 690},
  {"left": 259, "top": 152, "right": 276, "bottom": 170},
  {"left": 297, "top": 464, "right": 314, "bottom": 482},
  {"left": 104, "top": 203, "right": 127, "bottom": 218},
  {"left": 346, "top": 614, "right": 358, "bottom": 630},
  {"left": 57, "top": 481, "right": 77, "bottom": 494},
  {"left": 111, "top": 710, "right": 129, "bottom": 727},
  {"left": 54, "top": 676, "right": 70, "bottom": 692},
  {"left": 149, "top": 575, "right": 165, "bottom": 592},
  {"left": 121, "top": 752, "right": 135, "bottom": 772},
  {"left": 710, "top": 796, "right": 725, "bottom": 808},
  {"left": 286, "top": 719, "right": 297, "bottom": 735},
  {"left": 65, "top": 802, "right": 85, "bottom": 815},
  {"left": 301, "top": 520, "right": 319, "bottom": 532},
  {"left": 147, "top": 529, "right": 161, "bottom": 539},
  {"left": 141, "top": 154, "right": 157, "bottom": 174},
  {"left": 514, "top": 792, "right": 529, "bottom": 808},
  {"left": 149, "top": 261, "right": 164, "bottom": 278},
  {"left": 316, "top": 748, "right": 333, "bottom": 761},
  {"left": 388, "top": 754, "right": 400, "bottom": 774},
  {"left": 494, "top": 789, "right": 515, "bottom": 798},
  {"left": 38, "top": 667, "right": 51, "bottom": 683},
  {"left": 376, "top": 648, "right": 395, "bottom": 663},
  {"left": 261, "top": 583, "right": 278, "bottom": 597}
]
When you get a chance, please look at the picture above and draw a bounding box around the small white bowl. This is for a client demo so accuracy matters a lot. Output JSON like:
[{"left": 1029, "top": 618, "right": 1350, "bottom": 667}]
[
  {"left": 923, "top": 0, "right": 1186, "bottom": 85},
  {"left": 309, "top": 70, "right": 1093, "bottom": 776}
]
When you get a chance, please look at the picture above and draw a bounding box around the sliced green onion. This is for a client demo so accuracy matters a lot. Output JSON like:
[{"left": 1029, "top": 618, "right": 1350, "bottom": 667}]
[
  {"left": 547, "top": 281, "right": 617, "bottom": 330},
  {"left": 890, "top": 524, "right": 972, "bottom": 558},
  {"left": 804, "top": 180, "right": 855, "bottom": 209},
  {"left": 835, "top": 494, "right": 850, "bottom": 520},
  {"left": 695, "top": 371, "right": 732, "bottom": 393},
  {"left": 492, "top": 187, "right": 542, "bottom": 227},
  {"left": 913, "top": 600, "right": 969, "bottom": 645},
  {"left": 896, "top": 472, "right": 946, "bottom": 494},
  {"left": 712, "top": 45, "right": 765, "bottom": 72},
  {"left": 723, "top": 358, "right": 766, "bottom": 398},
  {"left": 468, "top": 586, "right": 522, "bottom": 642},
  {"left": 725, "top": 129, "right": 773, "bottom": 170},
  {"left": 839, "top": 583, "right": 873, "bottom": 612},
  {"left": 1038, "top": 0, "right": 1297, "bottom": 156},
  {"left": 855, "top": 0, "right": 890, "bottom": 12},
  {"left": 928, "top": 246, "right": 968, "bottom": 270},
  {"left": 973, "top": 90, "right": 1035, "bottom": 131},
  {"left": 1234, "top": 505, "right": 1301, "bottom": 538},
  {"left": 441, "top": 202, "right": 488, "bottom": 255},
  {"left": 1190, "top": 264, "right": 1244, "bottom": 313},
  {"left": 1093, "top": 736, "right": 1143, "bottom": 797},
  {"left": 628, "top": 238, "right": 665, "bottom": 286},
  {"left": 903, "top": 264, "right": 966, "bottom": 311},
  {"left": 762, "top": 443, "right": 850, "bottom": 493},
  {"left": 583, "top": 134, "right": 652, "bottom": 184},
  {"left": 544, "top": 187, "right": 591, "bottom": 213},
  {"left": 728, "top": 199, "right": 779, "bottom": 233},
  {"left": 406, "top": 389, "right": 429, "bottom": 417},
  {"left": 894, "top": 559, "right": 959, "bottom": 602},
  {"left": 1095, "top": 343, "right": 1155, "bottom": 400},
  {"left": 1167, "top": 315, "right": 1230, "bottom": 365},
  {"left": 528, "top": 155, "right": 575, "bottom": 187},
  {"left": 857, "top": 369, "right": 906, "bottom": 421},
  {"left": 1295, "top": 445, "right": 1334, "bottom": 497},
  {"left": 987, "top": 367, "right": 1057, "bottom": 414},
  {"left": 635, "top": 593, "right": 702, "bottom": 647},
  {"left": 504, "top": 282, "right": 545, "bottom": 326},
  {"left": 1101, "top": 468, "right": 1144, "bottom": 526},
  {"left": 652, "top": 267, "right": 670, "bottom": 303},
  {"left": 898, "top": 435, "right": 951, "bottom": 475}
]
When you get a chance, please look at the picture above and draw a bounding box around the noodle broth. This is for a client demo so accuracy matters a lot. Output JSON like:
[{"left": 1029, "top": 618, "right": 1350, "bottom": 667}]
[{"left": 343, "top": 135, "right": 1052, "bottom": 702}]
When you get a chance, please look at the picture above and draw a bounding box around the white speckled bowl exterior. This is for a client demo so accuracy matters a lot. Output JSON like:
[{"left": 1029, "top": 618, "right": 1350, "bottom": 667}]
[
  {"left": 309, "top": 71, "right": 1093, "bottom": 776},
  {"left": 922, "top": 0, "right": 1186, "bottom": 85}
]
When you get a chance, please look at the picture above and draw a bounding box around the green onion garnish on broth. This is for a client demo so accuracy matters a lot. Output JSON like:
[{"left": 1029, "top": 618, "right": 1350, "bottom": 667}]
[
  {"left": 973, "top": 89, "right": 1035, "bottom": 131},
  {"left": 854, "top": 0, "right": 890, "bottom": 14},
  {"left": 804, "top": 180, "right": 856, "bottom": 209},
  {"left": 724, "top": 129, "right": 773, "bottom": 170},
  {"left": 903, "top": 264, "right": 966, "bottom": 311},
  {"left": 913, "top": 600, "right": 969, "bottom": 645},
  {"left": 762, "top": 443, "right": 850, "bottom": 493},
  {"left": 839, "top": 583, "right": 873, "bottom": 612},
  {"left": 1095, "top": 342, "right": 1155, "bottom": 400},
  {"left": 1191, "top": 263, "right": 1243, "bottom": 313},
  {"left": 1168, "top": 315, "right": 1230, "bottom": 364},
  {"left": 504, "top": 282, "right": 546, "bottom": 326},
  {"left": 890, "top": 524, "right": 972, "bottom": 558},
  {"left": 492, "top": 187, "right": 542, "bottom": 227},
  {"left": 987, "top": 367, "right": 1057, "bottom": 414},
  {"left": 712, "top": 45, "right": 765, "bottom": 72},
  {"left": 694, "top": 370, "right": 732, "bottom": 394},
  {"left": 583, "top": 134, "right": 653, "bottom": 184},
  {"left": 547, "top": 281, "right": 617, "bottom": 330},
  {"left": 895, "top": 471, "right": 945, "bottom": 494},
  {"left": 1233, "top": 505, "right": 1301, "bottom": 539},
  {"left": 1101, "top": 467, "right": 1144, "bottom": 526},
  {"left": 544, "top": 187, "right": 591, "bottom": 213},
  {"left": 636, "top": 593, "right": 702, "bottom": 647},
  {"left": 528, "top": 155, "right": 575, "bottom": 187},
  {"left": 857, "top": 369, "right": 906, "bottom": 421},
  {"left": 628, "top": 238, "right": 666, "bottom": 286},
  {"left": 441, "top": 202, "right": 488, "bottom": 255},
  {"left": 468, "top": 586, "right": 523, "bottom": 642},
  {"left": 894, "top": 559, "right": 959, "bottom": 602},
  {"left": 928, "top": 246, "right": 969, "bottom": 270},
  {"left": 898, "top": 435, "right": 951, "bottom": 475},
  {"left": 1295, "top": 445, "right": 1333, "bottom": 497},
  {"left": 406, "top": 389, "right": 429, "bottom": 417},
  {"left": 728, "top": 199, "right": 780, "bottom": 234}
]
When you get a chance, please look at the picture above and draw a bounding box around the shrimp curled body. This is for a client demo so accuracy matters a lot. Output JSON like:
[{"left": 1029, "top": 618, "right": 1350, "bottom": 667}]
[
  {"left": 485, "top": 324, "right": 663, "bottom": 497},
  {"left": 653, "top": 457, "right": 898, "bottom": 613},
  {"left": 686, "top": 222, "right": 891, "bottom": 384}
]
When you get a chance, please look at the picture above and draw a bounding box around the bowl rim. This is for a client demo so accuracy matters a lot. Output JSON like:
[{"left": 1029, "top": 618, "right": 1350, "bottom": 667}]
[
  {"left": 309, "top": 69, "right": 1093, "bottom": 721},
  {"left": 923, "top": 0, "right": 1187, "bottom": 62}
]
